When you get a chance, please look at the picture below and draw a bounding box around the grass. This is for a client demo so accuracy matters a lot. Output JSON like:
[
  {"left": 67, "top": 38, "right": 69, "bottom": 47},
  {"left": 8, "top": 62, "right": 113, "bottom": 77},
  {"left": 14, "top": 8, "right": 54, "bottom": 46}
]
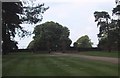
[
  {"left": 0, "top": 55, "right": 2, "bottom": 77},
  {"left": 2, "top": 52, "right": 118, "bottom": 76},
  {"left": 78, "top": 51, "right": 119, "bottom": 58}
]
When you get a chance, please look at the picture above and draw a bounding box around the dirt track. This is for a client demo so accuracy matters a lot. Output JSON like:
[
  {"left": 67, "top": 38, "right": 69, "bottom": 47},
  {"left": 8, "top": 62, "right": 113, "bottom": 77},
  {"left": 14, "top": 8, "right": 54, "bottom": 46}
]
[{"left": 52, "top": 53, "right": 119, "bottom": 64}]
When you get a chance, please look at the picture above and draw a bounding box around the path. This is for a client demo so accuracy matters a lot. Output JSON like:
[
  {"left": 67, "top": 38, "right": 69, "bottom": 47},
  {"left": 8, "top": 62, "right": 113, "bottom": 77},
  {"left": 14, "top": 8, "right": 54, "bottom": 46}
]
[{"left": 52, "top": 52, "right": 118, "bottom": 64}]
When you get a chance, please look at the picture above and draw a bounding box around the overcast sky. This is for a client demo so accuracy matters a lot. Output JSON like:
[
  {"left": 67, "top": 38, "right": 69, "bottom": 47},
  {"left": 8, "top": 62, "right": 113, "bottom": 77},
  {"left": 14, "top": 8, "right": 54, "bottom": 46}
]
[{"left": 15, "top": 0, "right": 115, "bottom": 49}]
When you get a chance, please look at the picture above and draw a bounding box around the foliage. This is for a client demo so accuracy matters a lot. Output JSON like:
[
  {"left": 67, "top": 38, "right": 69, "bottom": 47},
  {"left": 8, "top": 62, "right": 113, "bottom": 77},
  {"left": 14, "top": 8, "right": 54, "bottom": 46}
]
[
  {"left": 94, "top": 0, "right": 120, "bottom": 51},
  {"left": 113, "top": 0, "right": 120, "bottom": 15},
  {"left": 94, "top": 11, "right": 112, "bottom": 51},
  {"left": 75, "top": 35, "right": 93, "bottom": 48},
  {"left": 21, "top": 2, "right": 49, "bottom": 24},
  {"left": 2, "top": 2, "right": 23, "bottom": 54},
  {"left": 94, "top": 11, "right": 110, "bottom": 38},
  {"left": 112, "top": 0, "right": 120, "bottom": 51},
  {"left": 27, "top": 21, "right": 72, "bottom": 52},
  {"left": 2, "top": 1, "right": 49, "bottom": 54},
  {"left": 73, "top": 42, "right": 78, "bottom": 49}
]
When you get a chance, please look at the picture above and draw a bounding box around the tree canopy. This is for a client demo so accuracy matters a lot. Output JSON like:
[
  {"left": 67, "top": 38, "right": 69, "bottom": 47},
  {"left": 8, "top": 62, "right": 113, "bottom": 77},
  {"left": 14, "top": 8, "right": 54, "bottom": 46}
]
[
  {"left": 74, "top": 35, "right": 93, "bottom": 48},
  {"left": 27, "top": 21, "right": 72, "bottom": 52},
  {"left": 94, "top": 0, "right": 120, "bottom": 51},
  {"left": 112, "top": 0, "right": 120, "bottom": 51},
  {"left": 2, "top": 2, "right": 23, "bottom": 54},
  {"left": 2, "top": 1, "right": 49, "bottom": 54}
]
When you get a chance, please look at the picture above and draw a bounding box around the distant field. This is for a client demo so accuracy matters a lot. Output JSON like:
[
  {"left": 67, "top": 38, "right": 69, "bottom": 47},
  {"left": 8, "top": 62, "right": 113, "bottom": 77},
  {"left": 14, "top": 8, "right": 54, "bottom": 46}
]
[
  {"left": 77, "top": 51, "right": 119, "bottom": 58},
  {"left": 2, "top": 52, "right": 118, "bottom": 76}
]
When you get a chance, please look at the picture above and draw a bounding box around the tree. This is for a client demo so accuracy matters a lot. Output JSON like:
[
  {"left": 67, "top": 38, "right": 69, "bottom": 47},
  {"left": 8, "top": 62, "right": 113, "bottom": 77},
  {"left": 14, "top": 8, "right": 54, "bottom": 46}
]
[
  {"left": 94, "top": 11, "right": 110, "bottom": 38},
  {"left": 27, "top": 40, "right": 35, "bottom": 50},
  {"left": 94, "top": 0, "right": 120, "bottom": 51},
  {"left": 75, "top": 35, "right": 93, "bottom": 48},
  {"left": 21, "top": 2, "right": 49, "bottom": 24},
  {"left": 2, "top": 1, "right": 49, "bottom": 54},
  {"left": 2, "top": 2, "right": 23, "bottom": 54},
  {"left": 28, "top": 21, "right": 72, "bottom": 53},
  {"left": 73, "top": 42, "right": 78, "bottom": 51},
  {"left": 112, "top": 0, "right": 120, "bottom": 51},
  {"left": 94, "top": 11, "right": 111, "bottom": 51}
]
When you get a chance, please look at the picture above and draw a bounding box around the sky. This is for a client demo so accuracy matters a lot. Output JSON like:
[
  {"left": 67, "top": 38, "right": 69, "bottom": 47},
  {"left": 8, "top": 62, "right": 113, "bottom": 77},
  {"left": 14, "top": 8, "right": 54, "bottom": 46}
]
[{"left": 15, "top": 0, "right": 115, "bottom": 49}]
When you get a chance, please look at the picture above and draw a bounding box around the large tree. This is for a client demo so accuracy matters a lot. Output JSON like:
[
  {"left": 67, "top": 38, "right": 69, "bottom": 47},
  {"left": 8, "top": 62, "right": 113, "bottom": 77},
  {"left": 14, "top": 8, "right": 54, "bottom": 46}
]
[
  {"left": 2, "top": 1, "right": 49, "bottom": 54},
  {"left": 112, "top": 0, "right": 120, "bottom": 51},
  {"left": 2, "top": 2, "right": 23, "bottom": 54},
  {"left": 94, "top": 11, "right": 111, "bottom": 51},
  {"left": 74, "top": 35, "right": 93, "bottom": 48},
  {"left": 94, "top": 0, "right": 120, "bottom": 51},
  {"left": 94, "top": 11, "right": 110, "bottom": 38},
  {"left": 27, "top": 21, "right": 72, "bottom": 53}
]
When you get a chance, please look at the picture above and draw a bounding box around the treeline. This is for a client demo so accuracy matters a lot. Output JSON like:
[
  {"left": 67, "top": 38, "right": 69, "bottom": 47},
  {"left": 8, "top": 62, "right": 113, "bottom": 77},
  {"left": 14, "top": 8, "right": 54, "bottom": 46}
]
[
  {"left": 27, "top": 21, "right": 95, "bottom": 53},
  {"left": 2, "top": 0, "right": 120, "bottom": 55},
  {"left": 11, "top": 47, "right": 101, "bottom": 53}
]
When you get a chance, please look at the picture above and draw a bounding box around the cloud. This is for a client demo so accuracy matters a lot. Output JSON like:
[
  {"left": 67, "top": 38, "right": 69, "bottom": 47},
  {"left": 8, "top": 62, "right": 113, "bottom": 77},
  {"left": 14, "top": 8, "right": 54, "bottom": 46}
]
[{"left": 36, "top": 0, "right": 112, "bottom": 3}]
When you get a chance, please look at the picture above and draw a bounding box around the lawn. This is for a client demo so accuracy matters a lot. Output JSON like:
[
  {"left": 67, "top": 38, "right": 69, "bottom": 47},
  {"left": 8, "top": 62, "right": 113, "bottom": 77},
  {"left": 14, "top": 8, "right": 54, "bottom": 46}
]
[
  {"left": 78, "top": 51, "right": 119, "bottom": 58},
  {"left": 2, "top": 52, "right": 118, "bottom": 76}
]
